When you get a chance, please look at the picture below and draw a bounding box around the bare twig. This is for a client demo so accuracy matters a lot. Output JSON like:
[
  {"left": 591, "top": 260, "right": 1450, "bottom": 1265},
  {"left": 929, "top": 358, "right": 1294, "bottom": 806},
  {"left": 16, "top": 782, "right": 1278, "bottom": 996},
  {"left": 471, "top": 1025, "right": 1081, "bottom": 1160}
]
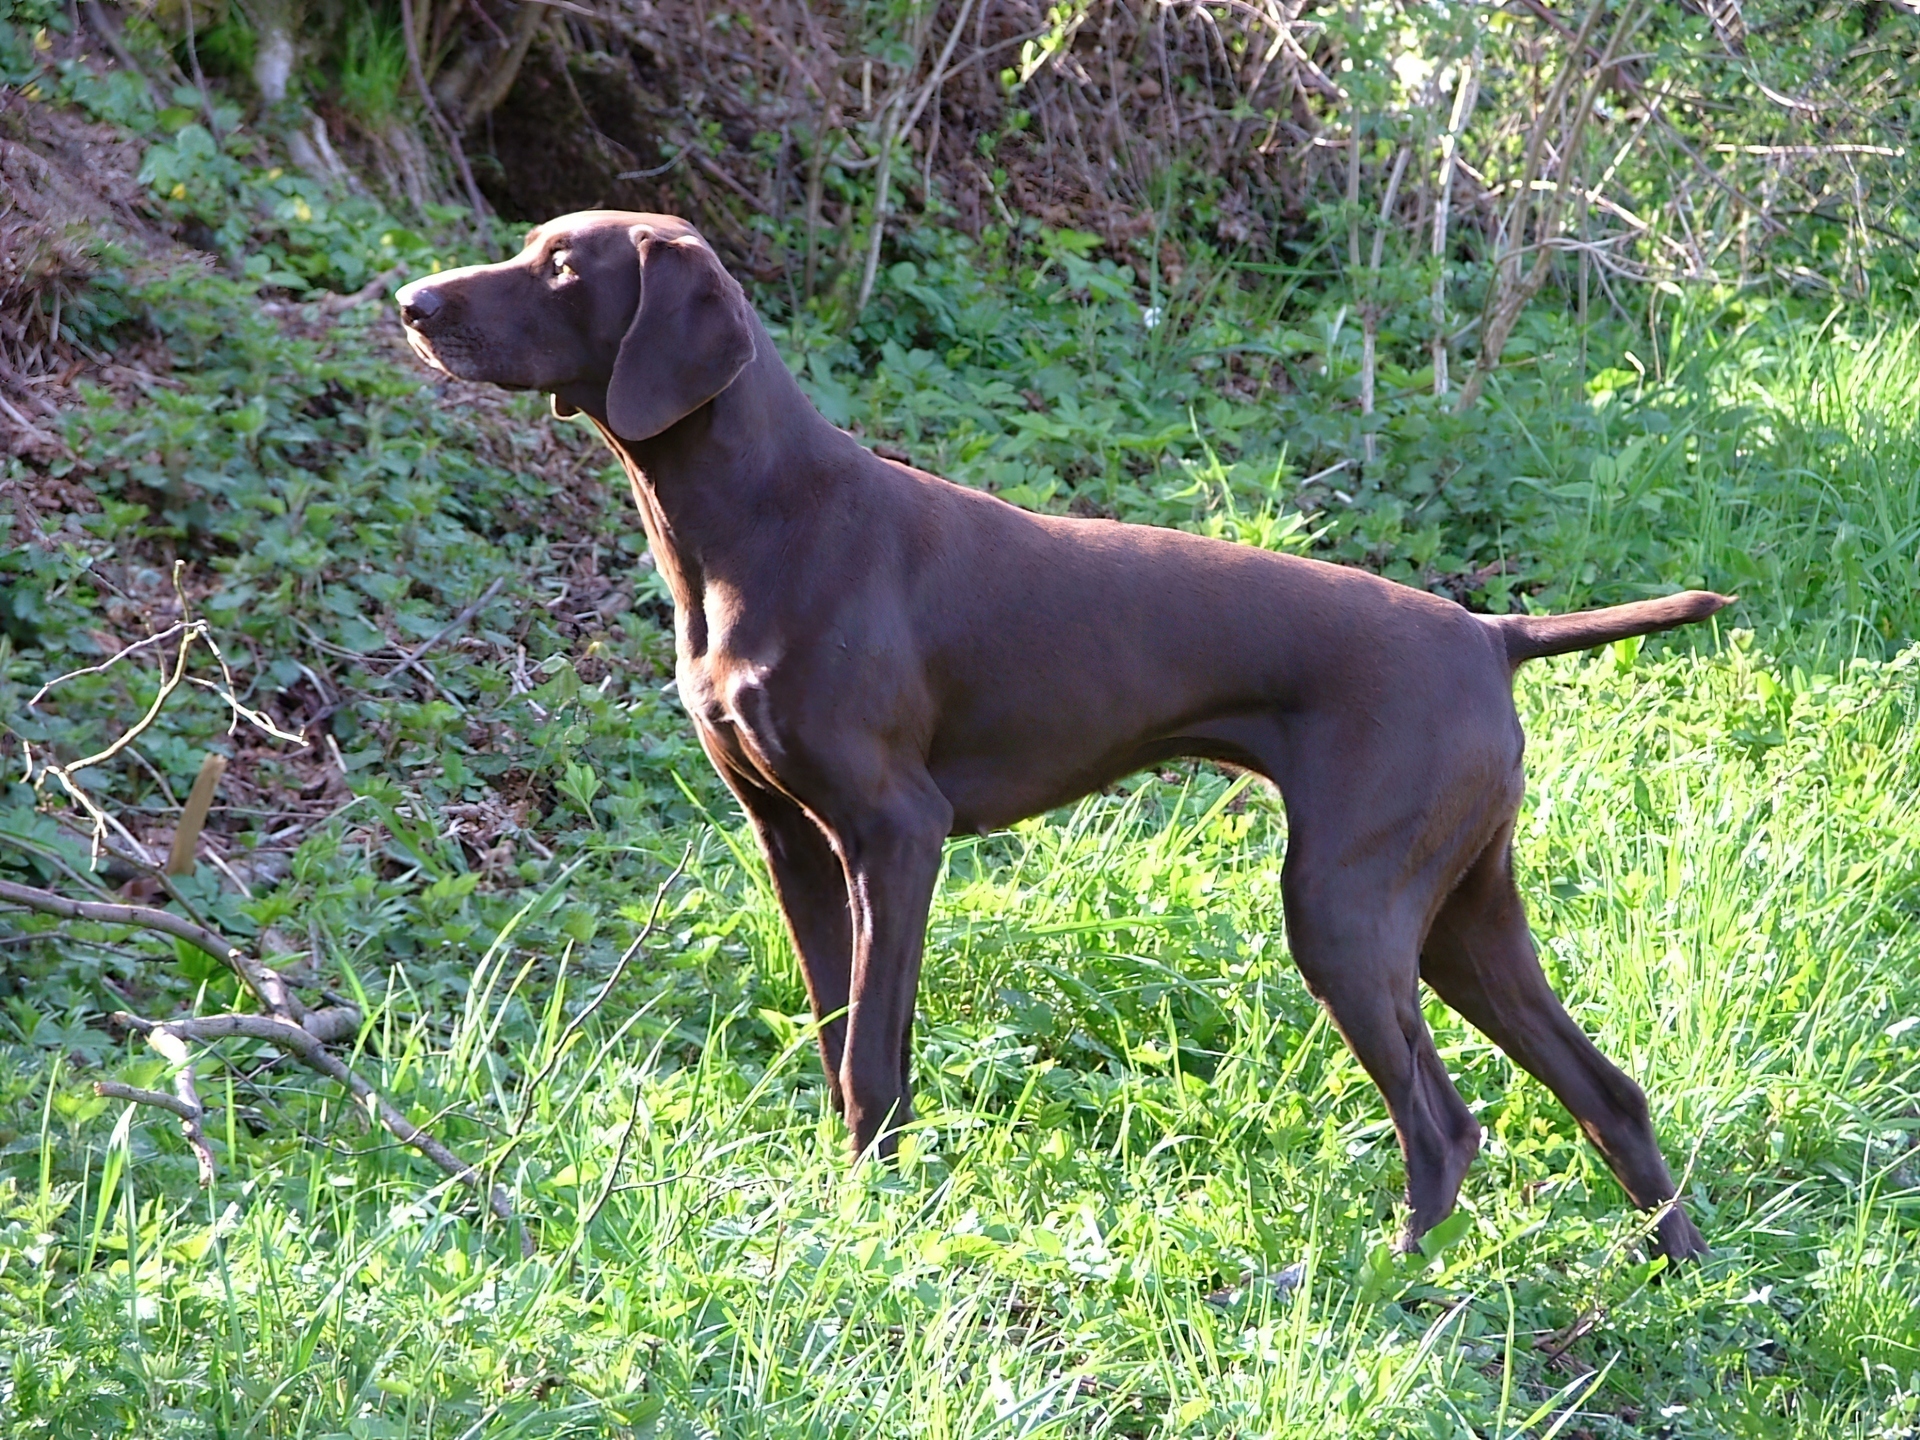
[
  {"left": 95, "top": 1079, "right": 201, "bottom": 1122},
  {"left": 515, "top": 0, "right": 597, "bottom": 17},
  {"left": 0, "top": 877, "right": 310, "bottom": 1024},
  {"left": 6, "top": 594, "right": 527, "bottom": 1244},
  {"left": 380, "top": 576, "right": 506, "bottom": 688},
  {"left": 10, "top": 866, "right": 485, "bottom": 1224},
  {"left": 507, "top": 846, "right": 691, "bottom": 1139},
  {"left": 856, "top": 0, "right": 978, "bottom": 314},
  {"left": 95, "top": 1075, "right": 218, "bottom": 1185},
  {"left": 1711, "top": 143, "right": 1904, "bottom": 158},
  {"left": 99, "top": 1023, "right": 217, "bottom": 1185},
  {"left": 79, "top": 0, "right": 168, "bottom": 110},
  {"left": 1457, "top": 0, "right": 1646, "bottom": 412},
  {"left": 115, "top": 1009, "right": 526, "bottom": 1248},
  {"left": 1431, "top": 55, "right": 1480, "bottom": 398},
  {"left": 34, "top": 617, "right": 196, "bottom": 778},
  {"left": 316, "top": 267, "right": 408, "bottom": 315},
  {"left": 24, "top": 578, "right": 304, "bottom": 865},
  {"left": 174, "top": 0, "right": 219, "bottom": 140},
  {"left": 396, "top": 0, "right": 491, "bottom": 233},
  {"left": 1359, "top": 142, "right": 1410, "bottom": 463},
  {"left": 1295, "top": 457, "right": 1353, "bottom": 491},
  {"left": 26, "top": 625, "right": 201, "bottom": 710},
  {"left": 578, "top": 1079, "right": 646, "bottom": 1233},
  {"left": 0, "top": 392, "right": 71, "bottom": 457}
]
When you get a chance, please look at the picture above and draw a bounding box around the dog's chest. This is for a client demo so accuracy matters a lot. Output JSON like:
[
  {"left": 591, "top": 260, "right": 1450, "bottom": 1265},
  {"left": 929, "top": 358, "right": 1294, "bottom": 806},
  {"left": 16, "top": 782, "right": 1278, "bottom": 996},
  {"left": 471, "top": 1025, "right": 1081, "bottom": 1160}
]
[{"left": 678, "top": 651, "right": 787, "bottom": 777}]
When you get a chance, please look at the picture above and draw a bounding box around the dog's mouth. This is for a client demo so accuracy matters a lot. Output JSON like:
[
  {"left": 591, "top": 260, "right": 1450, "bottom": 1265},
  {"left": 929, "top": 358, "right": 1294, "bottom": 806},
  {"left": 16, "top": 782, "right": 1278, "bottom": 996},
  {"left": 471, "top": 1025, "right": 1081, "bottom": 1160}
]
[
  {"left": 402, "top": 325, "right": 530, "bottom": 389},
  {"left": 403, "top": 325, "right": 451, "bottom": 374}
]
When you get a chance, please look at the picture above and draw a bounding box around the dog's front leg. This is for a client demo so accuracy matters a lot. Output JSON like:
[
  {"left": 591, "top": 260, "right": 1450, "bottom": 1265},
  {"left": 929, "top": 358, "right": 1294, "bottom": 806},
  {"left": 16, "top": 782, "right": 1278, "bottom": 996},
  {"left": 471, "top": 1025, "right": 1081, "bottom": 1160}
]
[
  {"left": 731, "top": 780, "right": 857, "bottom": 1114},
  {"left": 831, "top": 777, "right": 953, "bottom": 1160}
]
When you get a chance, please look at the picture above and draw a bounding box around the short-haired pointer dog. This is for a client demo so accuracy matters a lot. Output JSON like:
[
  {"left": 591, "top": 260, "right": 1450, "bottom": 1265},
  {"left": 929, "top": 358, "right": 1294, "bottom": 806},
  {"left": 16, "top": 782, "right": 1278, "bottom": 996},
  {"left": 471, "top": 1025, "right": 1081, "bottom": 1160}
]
[{"left": 397, "top": 213, "right": 1724, "bottom": 1262}]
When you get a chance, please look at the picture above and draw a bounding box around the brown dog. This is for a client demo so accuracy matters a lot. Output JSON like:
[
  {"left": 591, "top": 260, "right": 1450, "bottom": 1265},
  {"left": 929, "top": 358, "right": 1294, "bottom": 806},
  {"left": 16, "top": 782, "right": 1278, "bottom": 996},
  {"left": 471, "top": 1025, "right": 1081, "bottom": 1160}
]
[{"left": 397, "top": 212, "right": 1722, "bottom": 1262}]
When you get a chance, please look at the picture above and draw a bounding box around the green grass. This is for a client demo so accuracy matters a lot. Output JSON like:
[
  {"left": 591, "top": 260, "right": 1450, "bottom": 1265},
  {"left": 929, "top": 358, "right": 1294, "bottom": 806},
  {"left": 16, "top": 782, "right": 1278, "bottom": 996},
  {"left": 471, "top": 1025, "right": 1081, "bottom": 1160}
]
[
  {"left": 1522, "top": 311, "right": 1920, "bottom": 662},
  {"left": 5, "top": 642, "right": 1918, "bottom": 1436},
  {"left": 6, "top": 74, "right": 1920, "bottom": 1439}
]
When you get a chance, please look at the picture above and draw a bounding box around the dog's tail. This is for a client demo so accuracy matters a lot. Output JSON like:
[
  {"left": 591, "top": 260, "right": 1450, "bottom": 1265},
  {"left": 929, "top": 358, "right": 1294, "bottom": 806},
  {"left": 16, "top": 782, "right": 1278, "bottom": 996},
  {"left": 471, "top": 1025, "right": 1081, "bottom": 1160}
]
[{"left": 1486, "top": 590, "right": 1734, "bottom": 668}]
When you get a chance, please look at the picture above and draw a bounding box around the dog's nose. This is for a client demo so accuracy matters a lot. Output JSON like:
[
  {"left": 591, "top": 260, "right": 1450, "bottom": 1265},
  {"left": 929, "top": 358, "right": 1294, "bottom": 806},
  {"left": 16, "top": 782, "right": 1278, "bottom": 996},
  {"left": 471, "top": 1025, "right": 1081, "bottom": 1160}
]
[{"left": 399, "top": 285, "right": 442, "bottom": 328}]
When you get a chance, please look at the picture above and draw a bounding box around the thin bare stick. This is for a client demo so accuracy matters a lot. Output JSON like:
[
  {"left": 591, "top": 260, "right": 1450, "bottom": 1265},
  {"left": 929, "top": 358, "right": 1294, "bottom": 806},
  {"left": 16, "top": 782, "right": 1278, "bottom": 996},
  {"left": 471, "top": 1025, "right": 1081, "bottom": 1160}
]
[
  {"left": 116, "top": 1010, "right": 526, "bottom": 1248},
  {"left": 380, "top": 576, "right": 506, "bottom": 686},
  {"left": 124, "top": 746, "right": 182, "bottom": 809},
  {"left": 46, "top": 619, "right": 195, "bottom": 779},
  {"left": 856, "top": 0, "right": 976, "bottom": 314},
  {"left": 1712, "top": 143, "right": 1904, "bottom": 158},
  {"left": 25, "top": 591, "right": 305, "bottom": 864},
  {"left": 1345, "top": 88, "right": 1361, "bottom": 270},
  {"left": 854, "top": 95, "right": 904, "bottom": 316},
  {"left": 102, "top": 1022, "right": 219, "bottom": 1185},
  {"left": 25, "top": 624, "right": 196, "bottom": 708},
  {"left": 96, "top": 1079, "right": 200, "bottom": 1121},
  {"left": 395, "top": 0, "right": 490, "bottom": 233},
  {"left": 803, "top": 122, "right": 833, "bottom": 299},
  {"left": 1431, "top": 56, "right": 1479, "bottom": 398},
  {"left": 1457, "top": 0, "right": 1645, "bottom": 412},
  {"left": 0, "top": 393, "right": 70, "bottom": 456},
  {"left": 578, "top": 1080, "right": 646, "bottom": 1233},
  {"left": 1359, "top": 143, "right": 1410, "bottom": 463},
  {"left": 1368, "top": 147, "right": 1411, "bottom": 275},
  {"left": 897, "top": 0, "right": 981, "bottom": 148},
  {"left": 80, "top": 0, "right": 168, "bottom": 110},
  {"left": 508, "top": 846, "right": 691, "bottom": 1138},
  {"left": 94, "top": 1075, "right": 217, "bottom": 1186},
  {"left": 175, "top": 0, "right": 219, "bottom": 139},
  {"left": 176, "top": 570, "right": 307, "bottom": 747},
  {"left": 0, "top": 877, "right": 309, "bottom": 1025},
  {"left": 47, "top": 769, "right": 159, "bottom": 870}
]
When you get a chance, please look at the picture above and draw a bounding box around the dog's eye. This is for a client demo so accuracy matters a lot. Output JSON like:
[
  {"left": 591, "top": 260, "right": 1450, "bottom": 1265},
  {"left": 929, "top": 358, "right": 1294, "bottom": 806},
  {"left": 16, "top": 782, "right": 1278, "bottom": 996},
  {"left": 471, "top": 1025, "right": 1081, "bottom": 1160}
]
[{"left": 552, "top": 250, "right": 574, "bottom": 277}]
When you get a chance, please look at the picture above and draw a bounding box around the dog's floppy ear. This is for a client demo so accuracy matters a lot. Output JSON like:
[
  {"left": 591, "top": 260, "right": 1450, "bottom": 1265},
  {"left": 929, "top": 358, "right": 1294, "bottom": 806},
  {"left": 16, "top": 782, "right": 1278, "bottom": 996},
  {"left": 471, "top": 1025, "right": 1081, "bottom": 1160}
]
[{"left": 607, "top": 230, "right": 756, "bottom": 442}]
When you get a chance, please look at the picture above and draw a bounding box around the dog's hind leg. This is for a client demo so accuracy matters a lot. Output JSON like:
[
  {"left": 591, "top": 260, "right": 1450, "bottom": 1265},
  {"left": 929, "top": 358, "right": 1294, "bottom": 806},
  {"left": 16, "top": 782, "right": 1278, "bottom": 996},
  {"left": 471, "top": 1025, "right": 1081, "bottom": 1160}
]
[
  {"left": 1419, "top": 832, "right": 1708, "bottom": 1261},
  {"left": 1282, "top": 855, "right": 1484, "bottom": 1253}
]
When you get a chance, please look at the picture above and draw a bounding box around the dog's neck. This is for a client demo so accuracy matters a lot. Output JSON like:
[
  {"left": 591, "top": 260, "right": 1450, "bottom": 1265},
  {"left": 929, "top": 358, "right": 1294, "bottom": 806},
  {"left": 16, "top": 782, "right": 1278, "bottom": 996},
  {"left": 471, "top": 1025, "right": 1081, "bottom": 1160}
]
[{"left": 584, "top": 317, "right": 856, "bottom": 656}]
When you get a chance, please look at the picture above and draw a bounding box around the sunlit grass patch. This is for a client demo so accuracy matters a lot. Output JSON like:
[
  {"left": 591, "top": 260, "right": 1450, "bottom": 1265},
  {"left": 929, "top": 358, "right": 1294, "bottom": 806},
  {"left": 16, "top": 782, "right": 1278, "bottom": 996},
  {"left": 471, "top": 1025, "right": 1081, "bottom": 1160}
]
[
  {"left": 6, "top": 639, "right": 1918, "bottom": 1435},
  {"left": 1529, "top": 313, "right": 1920, "bottom": 661}
]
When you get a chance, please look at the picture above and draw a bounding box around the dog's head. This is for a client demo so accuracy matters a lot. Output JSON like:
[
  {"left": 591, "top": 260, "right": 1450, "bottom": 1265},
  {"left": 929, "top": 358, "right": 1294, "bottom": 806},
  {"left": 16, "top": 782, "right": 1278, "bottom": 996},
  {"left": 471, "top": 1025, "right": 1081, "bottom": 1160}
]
[{"left": 394, "top": 211, "right": 757, "bottom": 441}]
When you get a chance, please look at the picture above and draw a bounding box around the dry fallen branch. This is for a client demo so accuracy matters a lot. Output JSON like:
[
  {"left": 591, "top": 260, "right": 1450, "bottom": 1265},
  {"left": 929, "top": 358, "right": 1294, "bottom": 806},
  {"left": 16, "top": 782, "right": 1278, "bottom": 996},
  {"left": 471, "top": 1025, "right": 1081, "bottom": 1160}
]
[
  {"left": 98, "top": 1025, "right": 215, "bottom": 1185},
  {"left": 2, "top": 874, "right": 523, "bottom": 1245},
  {"left": 0, "top": 877, "right": 310, "bottom": 1022},
  {"left": 379, "top": 574, "right": 507, "bottom": 689},
  {"left": 112, "top": 1010, "right": 526, "bottom": 1248},
  {"left": 5, "top": 601, "right": 533, "bottom": 1249}
]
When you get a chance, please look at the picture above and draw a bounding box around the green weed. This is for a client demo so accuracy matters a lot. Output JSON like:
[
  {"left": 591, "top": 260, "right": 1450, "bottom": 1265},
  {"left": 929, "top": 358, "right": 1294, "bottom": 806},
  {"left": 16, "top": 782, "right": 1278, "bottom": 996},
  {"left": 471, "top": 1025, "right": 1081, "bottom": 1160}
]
[
  {"left": 4, "top": 646, "right": 1917, "bottom": 1435},
  {"left": 338, "top": 9, "right": 408, "bottom": 130}
]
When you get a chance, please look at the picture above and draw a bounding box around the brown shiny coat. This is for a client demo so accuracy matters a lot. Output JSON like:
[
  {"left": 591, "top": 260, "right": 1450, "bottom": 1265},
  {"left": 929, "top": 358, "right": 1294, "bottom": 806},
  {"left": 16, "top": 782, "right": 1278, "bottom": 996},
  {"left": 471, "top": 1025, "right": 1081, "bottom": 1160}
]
[{"left": 398, "top": 212, "right": 1724, "bottom": 1262}]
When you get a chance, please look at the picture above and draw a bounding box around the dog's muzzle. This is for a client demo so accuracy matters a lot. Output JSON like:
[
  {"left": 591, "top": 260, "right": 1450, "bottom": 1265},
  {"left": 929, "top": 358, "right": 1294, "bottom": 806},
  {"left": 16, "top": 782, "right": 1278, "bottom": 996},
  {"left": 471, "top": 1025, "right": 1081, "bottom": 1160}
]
[{"left": 395, "top": 279, "right": 454, "bottom": 373}]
